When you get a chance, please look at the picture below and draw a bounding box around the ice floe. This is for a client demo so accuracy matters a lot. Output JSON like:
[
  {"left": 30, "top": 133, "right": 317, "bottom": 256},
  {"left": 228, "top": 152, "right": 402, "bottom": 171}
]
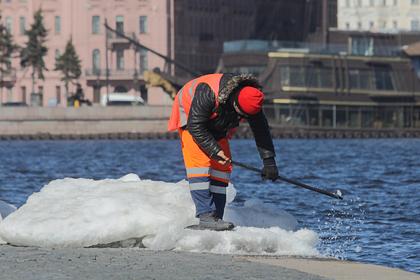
[
  {"left": 0, "top": 174, "right": 319, "bottom": 256},
  {"left": 0, "top": 200, "right": 17, "bottom": 244}
]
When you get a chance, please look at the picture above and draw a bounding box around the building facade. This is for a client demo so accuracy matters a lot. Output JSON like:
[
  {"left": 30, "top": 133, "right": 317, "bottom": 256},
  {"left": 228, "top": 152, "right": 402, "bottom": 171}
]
[
  {"left": 337, "top": 0, "right": 420, "bottom": 32},
  {"left": 219, "top": 38, "right": 420, "bottom": 129},
  {"left": 173, "top": 0, "right": 334, "bottom": 77},
  {"left": 0, "top": 0, "right": 174, "bottom": 106}
]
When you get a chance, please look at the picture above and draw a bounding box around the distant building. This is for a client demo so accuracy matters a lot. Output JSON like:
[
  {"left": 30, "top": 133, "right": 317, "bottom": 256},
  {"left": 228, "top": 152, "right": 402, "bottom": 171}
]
[
  {"left": 219, "top": 36, "right": 420, "bottom": 129},
  {"left": 174, "top": 0, "right": 337, "bottom": 77},
  {"left": 0, "top": 0, "right": 174, "bottom": 106},
  {"left": 337, "top": 0, "right": 420, "bottom": 33}
]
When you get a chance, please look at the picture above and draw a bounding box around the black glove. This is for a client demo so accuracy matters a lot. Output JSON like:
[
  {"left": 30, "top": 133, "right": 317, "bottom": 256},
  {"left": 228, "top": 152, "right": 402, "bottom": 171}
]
[{"left": 262, "top": 157, "right": 278, "bottom": 181}]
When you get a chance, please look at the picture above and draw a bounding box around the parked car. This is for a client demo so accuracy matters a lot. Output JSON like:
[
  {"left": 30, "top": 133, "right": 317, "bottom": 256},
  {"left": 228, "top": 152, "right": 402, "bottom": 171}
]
[{"left": 101, "top": 93, "right": 145, "bottom": 106}]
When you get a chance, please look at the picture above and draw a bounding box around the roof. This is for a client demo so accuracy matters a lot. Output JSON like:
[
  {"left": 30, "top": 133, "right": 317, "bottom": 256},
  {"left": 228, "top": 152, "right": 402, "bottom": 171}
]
[{"left": 403, "top": 41, "right": 420, "bottom": 56}]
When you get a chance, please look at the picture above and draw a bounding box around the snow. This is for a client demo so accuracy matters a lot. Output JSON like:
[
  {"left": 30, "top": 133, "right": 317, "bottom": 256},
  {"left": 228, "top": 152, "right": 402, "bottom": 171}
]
[
  {"left": 0, "top": 215, "right": 3, "bottom": 244},
  {"left": 0, "top": 200, "right": 17, "bottom": 245},
  {"left": 0, "top": 174, "right": 319, "bottom": 256},
  {"left": 224, "top": 199, "right": 297, "bottom": 231}
]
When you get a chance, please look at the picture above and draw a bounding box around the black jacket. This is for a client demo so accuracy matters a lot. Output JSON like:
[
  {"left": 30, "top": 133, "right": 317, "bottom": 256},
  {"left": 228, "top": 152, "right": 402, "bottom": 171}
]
[{"left": 185, "top": 74, "right": 275, "bottom": 160}]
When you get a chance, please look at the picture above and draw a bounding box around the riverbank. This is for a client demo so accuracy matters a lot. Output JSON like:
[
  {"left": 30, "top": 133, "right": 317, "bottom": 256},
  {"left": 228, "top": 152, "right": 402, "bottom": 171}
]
[
  {"left": 0, "top": 245, "right": 418, "bottom": 280},
  {"left": 1, "top": 106, "right": 420, "bottom": 139}
]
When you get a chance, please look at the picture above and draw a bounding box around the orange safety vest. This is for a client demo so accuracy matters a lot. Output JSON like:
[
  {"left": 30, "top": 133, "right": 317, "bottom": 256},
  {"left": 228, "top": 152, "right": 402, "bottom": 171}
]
[{"left": 168, "top": 74, "right": 223, "bottom": 131}]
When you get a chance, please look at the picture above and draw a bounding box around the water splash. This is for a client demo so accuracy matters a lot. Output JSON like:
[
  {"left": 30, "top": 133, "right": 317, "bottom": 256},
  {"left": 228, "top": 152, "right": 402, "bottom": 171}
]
[{"left": 317, "top": 195, "right": 366, "bottom": 260}]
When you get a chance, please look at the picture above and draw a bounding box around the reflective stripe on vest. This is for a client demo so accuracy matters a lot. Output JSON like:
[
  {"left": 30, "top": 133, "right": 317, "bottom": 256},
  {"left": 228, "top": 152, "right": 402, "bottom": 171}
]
[{"left": 168, "top": 74, "right": 223, "bottom": 131}]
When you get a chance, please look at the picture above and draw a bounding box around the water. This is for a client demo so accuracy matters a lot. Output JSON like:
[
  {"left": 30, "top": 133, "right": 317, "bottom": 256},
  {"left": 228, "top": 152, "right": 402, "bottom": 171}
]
[{"left": 0, "top": 139, "right": 419, "bottom": 273}]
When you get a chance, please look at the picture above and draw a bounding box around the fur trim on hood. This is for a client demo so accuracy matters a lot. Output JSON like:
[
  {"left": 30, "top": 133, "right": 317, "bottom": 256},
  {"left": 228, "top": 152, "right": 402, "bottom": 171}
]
[{"left": 218, "top": 74, "right": 262, "bottom": 105}]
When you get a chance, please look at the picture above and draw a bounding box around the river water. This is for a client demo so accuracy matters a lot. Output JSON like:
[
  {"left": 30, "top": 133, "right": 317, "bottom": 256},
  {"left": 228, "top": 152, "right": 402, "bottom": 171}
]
[{"left": 0, "top": 139, "right": 419, "bottom": 273}]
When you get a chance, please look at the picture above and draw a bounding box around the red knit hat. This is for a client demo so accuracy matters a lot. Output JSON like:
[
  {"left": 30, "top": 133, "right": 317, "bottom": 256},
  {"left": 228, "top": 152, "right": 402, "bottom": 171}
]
[{"left": 237, "top": 86, "right": 264, "bottom": 115}]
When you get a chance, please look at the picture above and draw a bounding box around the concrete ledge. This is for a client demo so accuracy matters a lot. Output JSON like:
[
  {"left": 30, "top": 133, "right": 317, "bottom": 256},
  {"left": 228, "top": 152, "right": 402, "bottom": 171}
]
[
  {"left": 0, "top": 107, "right": 420, "bottom": 138},
  {"left": 0, "top": 120, "right": 169, "bottom": 135},
  {"left": 0, "top": 245, "right": 418, "bottom": 280},
  {"left": 0, "top": 106, "right": 172, "bottom": 121}
]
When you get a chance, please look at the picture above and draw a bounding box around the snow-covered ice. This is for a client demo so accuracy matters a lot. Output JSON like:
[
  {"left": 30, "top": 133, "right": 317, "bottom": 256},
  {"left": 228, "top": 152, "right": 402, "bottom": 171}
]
[
  {"left": 224, "top": 199, "right": 298, "bottom": 231},
  {"left": 0, "top": 174, "right": 319, "bottom": 256},
  {"left": 0, "top": 200, "right": 17, "bottom": 245}
]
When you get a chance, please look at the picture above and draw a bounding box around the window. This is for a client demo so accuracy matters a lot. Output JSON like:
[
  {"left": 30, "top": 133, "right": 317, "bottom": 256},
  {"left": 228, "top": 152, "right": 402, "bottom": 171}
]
[
  {"left": 21, "top": 86, "right": 26, "bottom": 104},
  {"left": 393, "top": 0, "right": 398, "bottom": 5},
  {"left": 369, "top": 0, "right": 374, "bottom": 6},
  {"left": 93, "top": 86, "right": 101, "bottom": 103},
  {"left": 357, "top": 0, "right": 362, "bottom": 6},
  {"left": 412, "top": 0, "right": 419, "bottom": 5},
  {"left": 380, "top": 0, "right": 386, "bottom": 6},
  {"left": 19, "top": 16, "right": 25, "bottom": 35},
  {"left": 55, "top": 16, "right": 61, "bottom": 35},
  {"left": 380, "top": 21, "right": 386, "bottom": 29},
  {"left": 116, "top": 15, "right": 124, "bottom": 36},
  {"left": 306, "top": 67, "right": 333, "bottom": 88},
  {"left": 114, "top": 85, "right": 127, "bottom": 93},
  {"left": 280, "top": 66, "right": 333, "bottom": 88},
  {"left": 139, "top": 16, "right": 148, "bottom": 33},
  {"left": 139, "top": 49, "right": 148, "bottom": 73},
  {"left": 369, "top": 21, "right": 374, "bottom": 29},
  {"left": 92, "top": 49, "right": 100, "bottom": 72},
  {"left": 346, "top": 22, "right": 350, "bottom": 30},
  {"left": 411, "top": 57, "right": 420, "bottom": 78},
  {"left": 92, "top": 16, "right": 100, "bottom": 34},
  {"left": 351, "top": 37, "right": 374, "bottom": 56},
  {"left": 7, "top": 87, "right": 13, "bottom": 102},
  {"left": 411, "top": 20, "right": 420, "bottom": 31},
  {"left": 116, "top": 49, "right": 124, "bottom": 70},
  {"left": 357, "top": 22, "right": 362, "bottom": 30},
  {"left": 280, "top": 66, "right": 305, "bottom": 87},
  {"left": 349, "top": 69, "right": 372, "bottom": 89},
  {"left": 56, "top": 86, "right": 61, "bottom": 105},
  {"left": 393, "top": 21, "right": 398, "bottom": 29},
  {"left": 5, "top": 17, "right": 12, "bottom": 33},
  {"left": 374, "top": 67, "right": 394, "bottom": 90},
  {"left": 345, "top": 0, "right": 350, "bottom": 7},
  {"left": 55, "top": 49, "right": 61, "bottom": 60}
]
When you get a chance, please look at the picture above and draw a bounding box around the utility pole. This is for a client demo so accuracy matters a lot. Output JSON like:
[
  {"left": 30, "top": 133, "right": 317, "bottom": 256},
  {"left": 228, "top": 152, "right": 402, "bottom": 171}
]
[{"left": 105, "top": 19, "right": 110, "bottom": 104}]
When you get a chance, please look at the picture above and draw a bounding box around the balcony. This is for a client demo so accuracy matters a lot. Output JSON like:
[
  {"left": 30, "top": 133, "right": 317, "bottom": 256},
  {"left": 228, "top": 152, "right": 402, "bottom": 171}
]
[
  {"left": 106, "top": 32, "right": 132, "bottom": 49},
  {"left": 85, "top": 69, "right": 142, "bottom": 81},
  {"left": 0, "top": 69, "right": 17, "bottom": 83}
]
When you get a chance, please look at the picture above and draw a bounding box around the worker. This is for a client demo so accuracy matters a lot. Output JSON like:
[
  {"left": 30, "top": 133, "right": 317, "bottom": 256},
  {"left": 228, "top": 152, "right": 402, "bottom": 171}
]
[{"left": 168, "top": 73, "right": 278, "bottom": 231}]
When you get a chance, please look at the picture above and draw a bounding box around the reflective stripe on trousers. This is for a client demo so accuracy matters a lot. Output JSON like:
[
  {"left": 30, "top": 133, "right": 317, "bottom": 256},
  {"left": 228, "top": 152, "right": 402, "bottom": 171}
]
[
  {"left": 188, "top": 175, "right": 229, "bottom": 217},
  {"left": 180, "top": 129, "right": 232, "bottom": 218}
]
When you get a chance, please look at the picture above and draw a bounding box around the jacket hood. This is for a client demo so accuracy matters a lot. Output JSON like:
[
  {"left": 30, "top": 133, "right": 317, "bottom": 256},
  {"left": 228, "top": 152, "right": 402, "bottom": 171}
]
[{"left": 218, "top": 74, "right": 262, "bottom": 105}]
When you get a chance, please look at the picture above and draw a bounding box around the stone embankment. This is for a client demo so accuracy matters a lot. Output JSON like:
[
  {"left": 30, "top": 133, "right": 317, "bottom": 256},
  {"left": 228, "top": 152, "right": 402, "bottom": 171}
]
[{"left": 0, "top": 106, "right": 419, "bottom": 140}]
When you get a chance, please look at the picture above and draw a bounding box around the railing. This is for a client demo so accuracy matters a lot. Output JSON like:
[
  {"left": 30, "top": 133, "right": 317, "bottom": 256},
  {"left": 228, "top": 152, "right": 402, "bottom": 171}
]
[
  {"left": 264, "top": 104, "right": 420, "bottom": 129},
  {"left": 223, "top": 40, "right": 402, "bottom": 57},
  {"left": 0, "top": 69, "right": 17, "bottom": 82},
  {"left": 106, "top": 31, "right": 133, "bottom": 48}
]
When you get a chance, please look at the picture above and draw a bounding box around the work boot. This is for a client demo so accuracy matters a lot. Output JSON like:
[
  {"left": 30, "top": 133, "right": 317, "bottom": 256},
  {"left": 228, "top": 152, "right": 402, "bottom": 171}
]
[{"left": 198, "top": 212, "right": 235, "bottom": 231}]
